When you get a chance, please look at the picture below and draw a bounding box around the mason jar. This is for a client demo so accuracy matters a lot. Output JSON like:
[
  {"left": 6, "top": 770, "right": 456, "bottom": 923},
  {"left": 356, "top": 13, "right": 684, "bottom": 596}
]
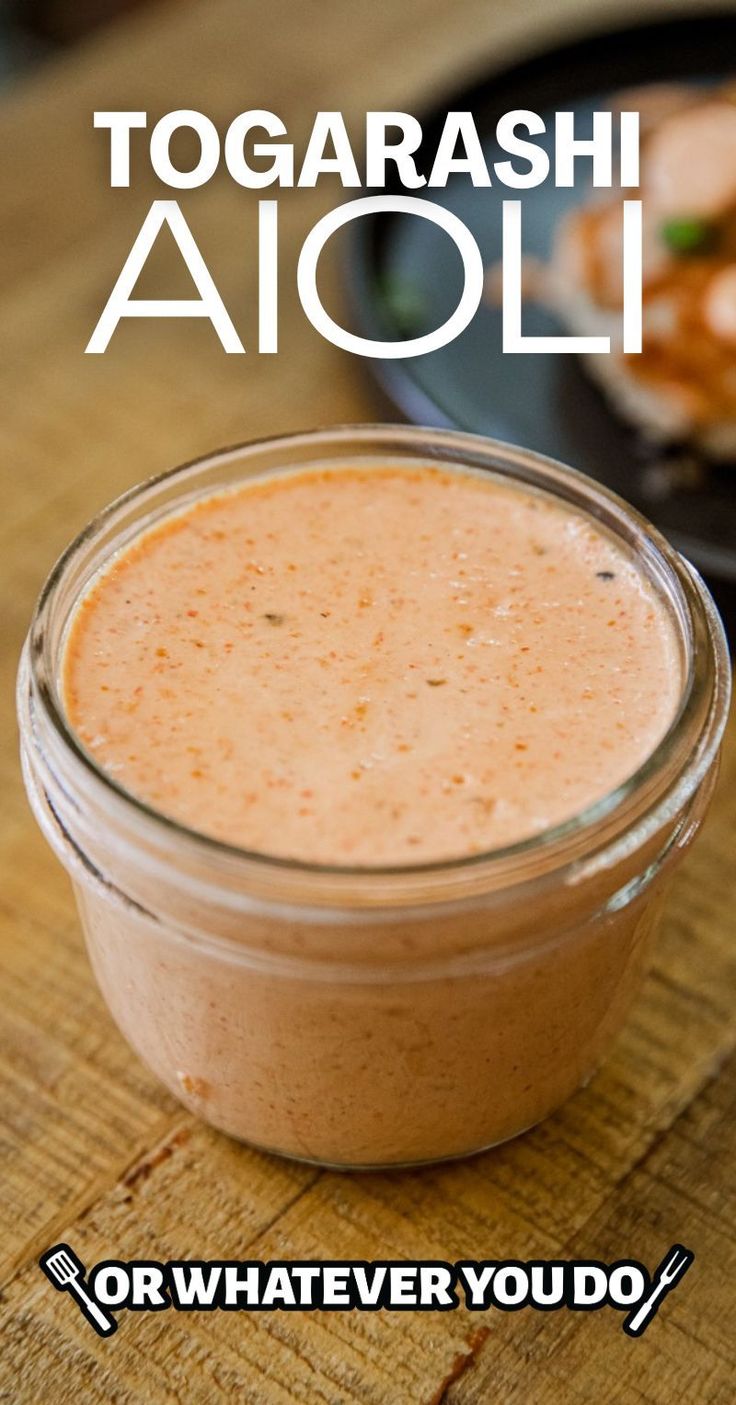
[{"left": 17, "top": 427, "right": 731, "bottom": 1167}]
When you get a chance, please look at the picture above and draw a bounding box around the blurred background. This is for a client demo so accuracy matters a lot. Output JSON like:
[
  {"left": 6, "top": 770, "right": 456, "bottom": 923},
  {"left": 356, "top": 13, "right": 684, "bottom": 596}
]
[
  {"left": 0, "top": 0, "right": 156, "bottom": 83},
  {"left": 1, "top": 0, "right": 735, "bottom": 625}
]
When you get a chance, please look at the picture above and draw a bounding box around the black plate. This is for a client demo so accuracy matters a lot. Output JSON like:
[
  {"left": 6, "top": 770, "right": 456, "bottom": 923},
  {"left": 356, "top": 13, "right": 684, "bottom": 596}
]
[{"left": 346, "top": 10, "right": 736, "bottom": 593}]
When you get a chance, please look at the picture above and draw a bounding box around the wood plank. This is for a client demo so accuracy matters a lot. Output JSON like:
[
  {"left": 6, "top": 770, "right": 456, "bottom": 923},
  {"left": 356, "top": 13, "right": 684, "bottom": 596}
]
[
  {"left": 0, "top": 0, "right": 734, "bottom": 1399},
  {"left": 2, "top": 976, "right": 735, "bottom": 1402},
  {"left": 449, "top": 1052, "right": 736, "bottom": 1405}
]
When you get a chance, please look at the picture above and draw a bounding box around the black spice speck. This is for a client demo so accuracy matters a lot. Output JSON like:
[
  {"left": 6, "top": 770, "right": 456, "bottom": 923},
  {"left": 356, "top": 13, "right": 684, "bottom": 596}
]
[
  {"left": 264, "top": 612, "right": 285, "bottom": 625},
  {"left": 596, "top": 571, "right": 616, "bottom": 581}
]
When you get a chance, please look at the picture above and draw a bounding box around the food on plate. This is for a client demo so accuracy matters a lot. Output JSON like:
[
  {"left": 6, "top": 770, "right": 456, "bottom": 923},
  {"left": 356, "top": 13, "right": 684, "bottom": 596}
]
[{"left": 549, "top": 83, "right": 736, "bottom": 458}]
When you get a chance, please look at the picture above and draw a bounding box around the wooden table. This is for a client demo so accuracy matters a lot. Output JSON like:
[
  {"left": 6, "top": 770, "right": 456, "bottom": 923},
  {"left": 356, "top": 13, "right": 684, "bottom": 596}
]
[{"left": 1, "top": 0, "right": 734, "bottom": 1398}]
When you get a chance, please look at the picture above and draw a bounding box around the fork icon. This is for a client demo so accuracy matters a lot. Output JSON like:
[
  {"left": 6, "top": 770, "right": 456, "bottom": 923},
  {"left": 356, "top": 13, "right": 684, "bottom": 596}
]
[
  {"left": 39, "top": 1243, "right": 117, "bottom": 1337},
  {"left": 623, "top": 1244, "right": 694, "bottom": 1337}
]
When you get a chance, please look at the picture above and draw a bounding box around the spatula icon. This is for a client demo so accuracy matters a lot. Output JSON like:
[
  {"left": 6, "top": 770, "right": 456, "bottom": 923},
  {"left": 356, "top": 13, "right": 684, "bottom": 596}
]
[
  {"left": 39, "top": 1242, "right": 117, "bottom": 1337},
  {"left": 623, "top": 1244, "right": 694, "bottom": 1337}
]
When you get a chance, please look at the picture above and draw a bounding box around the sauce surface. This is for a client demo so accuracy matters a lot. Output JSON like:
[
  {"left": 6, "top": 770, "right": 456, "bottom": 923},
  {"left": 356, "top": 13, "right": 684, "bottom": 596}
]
[{"left": 63, "top": 465, "right": 682, "bottom": 864}]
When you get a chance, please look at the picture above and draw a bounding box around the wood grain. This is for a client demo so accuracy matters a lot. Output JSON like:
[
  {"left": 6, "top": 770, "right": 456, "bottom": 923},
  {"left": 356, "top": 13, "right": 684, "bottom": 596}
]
[{"left": 0, "top": 0, "right": 734, "bottom": 1399}]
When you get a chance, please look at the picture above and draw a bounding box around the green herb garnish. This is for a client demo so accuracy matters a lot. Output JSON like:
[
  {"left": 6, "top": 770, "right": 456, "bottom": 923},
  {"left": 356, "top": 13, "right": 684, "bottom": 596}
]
[
  {"left": 376, "top": 273, "right": 428, "bottom": 336},
  {"left": 661, "top": 217, "right": 718, "bottom": 256}
]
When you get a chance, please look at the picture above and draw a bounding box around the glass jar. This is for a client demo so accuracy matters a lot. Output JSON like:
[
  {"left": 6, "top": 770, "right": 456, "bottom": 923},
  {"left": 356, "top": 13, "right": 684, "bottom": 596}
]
[{"left": 17, "top": 427, "right": 731, "bottom": 1168}]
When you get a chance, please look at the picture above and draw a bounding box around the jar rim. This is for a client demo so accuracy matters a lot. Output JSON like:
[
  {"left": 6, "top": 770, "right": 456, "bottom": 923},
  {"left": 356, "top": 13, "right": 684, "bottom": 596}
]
[{"left": 23, "top": 424, "right": 731, "bottom": 900}]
